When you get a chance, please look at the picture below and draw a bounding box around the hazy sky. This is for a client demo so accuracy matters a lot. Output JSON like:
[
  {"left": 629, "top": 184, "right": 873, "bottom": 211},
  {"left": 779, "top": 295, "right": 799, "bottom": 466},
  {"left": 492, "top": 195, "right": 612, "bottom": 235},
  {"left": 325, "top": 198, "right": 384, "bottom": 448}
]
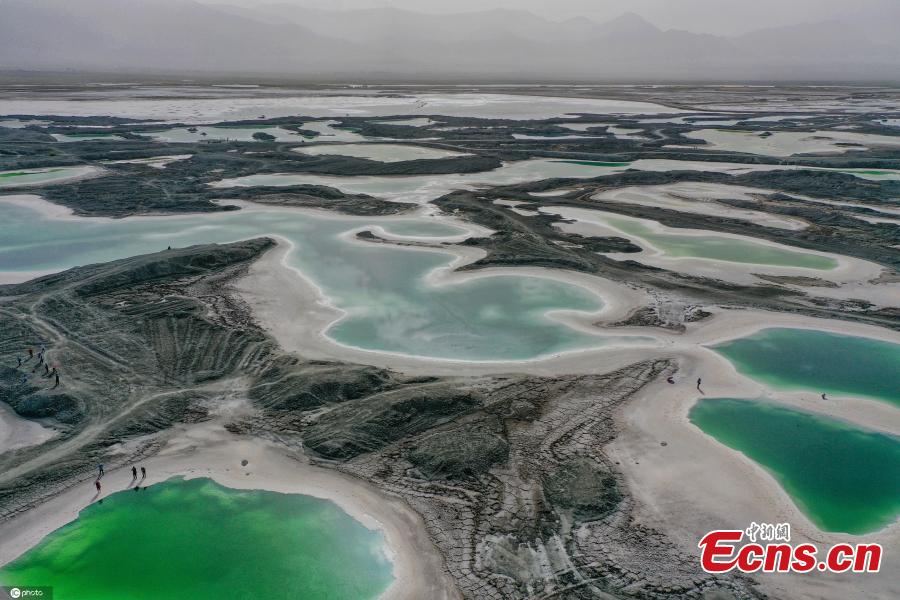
[{"left": 206, "top": 0, "right": 892, "bottom": 35}]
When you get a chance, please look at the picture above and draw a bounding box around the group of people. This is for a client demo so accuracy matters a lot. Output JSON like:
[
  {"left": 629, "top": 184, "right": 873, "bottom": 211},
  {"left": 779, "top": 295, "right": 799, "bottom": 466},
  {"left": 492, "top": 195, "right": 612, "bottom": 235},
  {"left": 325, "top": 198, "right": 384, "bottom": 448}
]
[
  {"left": 14, "top": 345, "right": 60, "bottom": 389},
  {"left": 666, "top": 373, "right": 829, "bottom": 401},
  {"left": 93, "top": 464, "right": 148, "bottom": 494},
  {"left": 13, "top": 346, "right": 158, "bottom": 499}
]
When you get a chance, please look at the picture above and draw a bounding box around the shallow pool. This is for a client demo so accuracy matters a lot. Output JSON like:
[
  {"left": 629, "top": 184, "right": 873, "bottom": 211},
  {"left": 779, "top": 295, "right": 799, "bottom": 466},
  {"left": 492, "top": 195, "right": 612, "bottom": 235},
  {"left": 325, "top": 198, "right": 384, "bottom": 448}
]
[{"left": 0, "top": 200, "right": 630, "bottom": 361}]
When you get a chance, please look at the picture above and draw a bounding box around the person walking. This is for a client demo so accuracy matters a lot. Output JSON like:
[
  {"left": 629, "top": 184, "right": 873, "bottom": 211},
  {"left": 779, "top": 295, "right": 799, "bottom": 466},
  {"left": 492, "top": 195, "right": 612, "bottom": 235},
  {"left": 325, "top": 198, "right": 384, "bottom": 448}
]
[
  {"left": 140, "top": 466, "right": 146, "bottom": 479},
  {"left": 53, "top": 373, "right": 60, "bottom": 389},
  {"left": 132, "top": 466, "right": 138, "bottom": 479},
  {"left": 98, "top": 464, "right": 104, "bottom": 478},
  {"left": 696, "top": 378, "right": 704, "bottom": 394}
]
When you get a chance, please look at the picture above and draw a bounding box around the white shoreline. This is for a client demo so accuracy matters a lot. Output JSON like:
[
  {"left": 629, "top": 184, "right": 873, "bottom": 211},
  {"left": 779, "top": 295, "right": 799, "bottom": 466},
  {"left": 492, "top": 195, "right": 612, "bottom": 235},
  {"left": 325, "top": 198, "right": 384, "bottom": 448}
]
[{"left": 607, "top": 338, "right": 900, "bottom": 600}]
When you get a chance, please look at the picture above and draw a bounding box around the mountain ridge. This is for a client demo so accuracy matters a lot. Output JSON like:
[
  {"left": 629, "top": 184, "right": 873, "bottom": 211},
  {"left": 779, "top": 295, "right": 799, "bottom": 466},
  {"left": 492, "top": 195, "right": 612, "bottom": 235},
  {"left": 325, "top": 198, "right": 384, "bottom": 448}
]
[{"left": 1, "top": 0, "right": 898, "bottom": 81}]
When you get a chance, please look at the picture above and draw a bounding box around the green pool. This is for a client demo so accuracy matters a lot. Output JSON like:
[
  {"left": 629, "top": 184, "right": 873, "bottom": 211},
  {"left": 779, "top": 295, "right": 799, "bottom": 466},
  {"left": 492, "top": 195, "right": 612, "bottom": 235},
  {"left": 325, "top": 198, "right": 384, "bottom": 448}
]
[
  {"left": 690, "top": 398, "right": 900, "bottom": 534},
  {"left": 713, "top": 328, "right": 900, "bottom": 405},
  {"left": 0, "top": 478, "right": 394, "bottom": 600}
]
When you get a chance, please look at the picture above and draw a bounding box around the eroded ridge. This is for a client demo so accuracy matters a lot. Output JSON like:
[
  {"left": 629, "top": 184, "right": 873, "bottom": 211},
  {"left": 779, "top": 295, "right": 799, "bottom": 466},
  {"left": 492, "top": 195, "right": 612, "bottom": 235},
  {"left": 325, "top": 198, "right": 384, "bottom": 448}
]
[{"left": 245, "top": 357, "right": 762, "bottom": 599}]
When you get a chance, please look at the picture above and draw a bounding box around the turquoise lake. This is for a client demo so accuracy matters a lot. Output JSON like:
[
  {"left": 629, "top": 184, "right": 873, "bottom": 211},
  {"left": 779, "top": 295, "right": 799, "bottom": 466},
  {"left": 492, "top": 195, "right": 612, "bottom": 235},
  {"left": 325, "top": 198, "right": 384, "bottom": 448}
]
[
  {"left": 691, "top": 398, "right": 900, "bottom": 534},
  {"left": 0, "top": 200, "right": 630, "bottom": 360},
  {"left": 713, "top": 328, "right": 900, "bottom": 405}
]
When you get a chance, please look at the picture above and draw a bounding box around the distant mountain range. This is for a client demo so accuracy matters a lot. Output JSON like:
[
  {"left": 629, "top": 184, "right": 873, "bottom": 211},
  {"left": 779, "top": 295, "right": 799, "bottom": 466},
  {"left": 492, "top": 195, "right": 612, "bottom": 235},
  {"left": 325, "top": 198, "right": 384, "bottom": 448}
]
[{"left": 2, "top": 0, "right": 899, "bottom": 81}]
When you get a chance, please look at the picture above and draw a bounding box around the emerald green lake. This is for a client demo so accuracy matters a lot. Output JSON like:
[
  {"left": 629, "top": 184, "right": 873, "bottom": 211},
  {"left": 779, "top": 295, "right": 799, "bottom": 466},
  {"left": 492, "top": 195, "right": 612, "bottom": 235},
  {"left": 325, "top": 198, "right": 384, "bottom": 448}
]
[
  {"left": 0, "top": 200, "right": 627, "bottom": 360},
  {"left": 714, "top": 328, "right": 900, "bottom": 405},
  {"left": 690, "top": 398, "right": 900, "bottom": 534},
  {"left": 0, "top": 478, "right": 393, "bottom": 600}
]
